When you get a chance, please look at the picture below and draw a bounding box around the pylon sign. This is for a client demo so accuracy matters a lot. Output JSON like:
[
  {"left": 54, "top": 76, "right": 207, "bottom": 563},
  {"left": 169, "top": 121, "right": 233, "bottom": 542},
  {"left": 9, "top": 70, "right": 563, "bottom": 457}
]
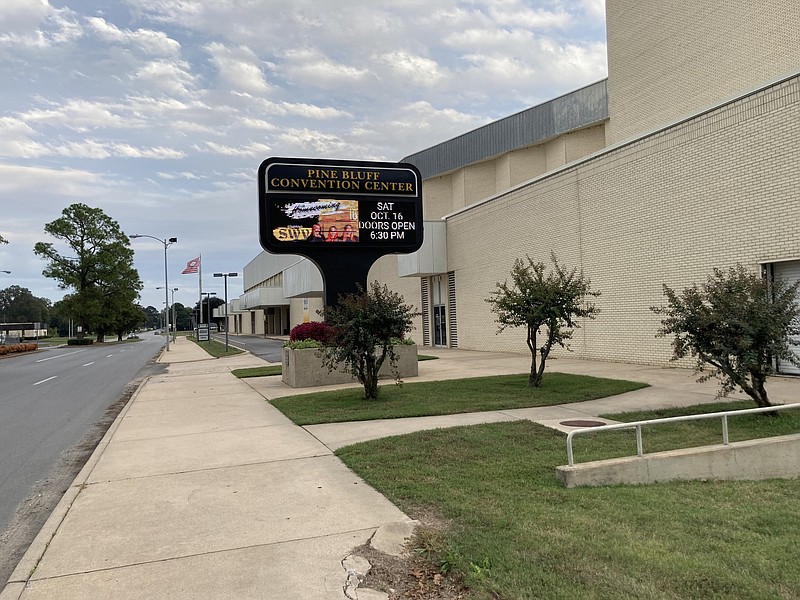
[
  {"left": 257, "top": 157, "right": 424, "bottom": 306},
  {"left": 258, "top": 157, "right": 423, "bottom": 253}
]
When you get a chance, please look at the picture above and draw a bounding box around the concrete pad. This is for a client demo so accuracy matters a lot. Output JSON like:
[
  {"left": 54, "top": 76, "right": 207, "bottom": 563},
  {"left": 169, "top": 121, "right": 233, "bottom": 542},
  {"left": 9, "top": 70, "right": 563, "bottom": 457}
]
[
  {"left": 17, "top": 532, "right": 369, "bottom": 600},
  {"left": 111, "top": 395, "right": 291, "bottom": 442},
  {"left": 88, "top": 424, "right": 332, "bottom": 481},
  {"left": 132, "top": 372, "right": 255, "bottom": 402},
  {"left": 32, "top": 455, "right": 408, "bottom": 579},
  {"left": 305, "top": 411, "right": 518, "bottom": 450}
]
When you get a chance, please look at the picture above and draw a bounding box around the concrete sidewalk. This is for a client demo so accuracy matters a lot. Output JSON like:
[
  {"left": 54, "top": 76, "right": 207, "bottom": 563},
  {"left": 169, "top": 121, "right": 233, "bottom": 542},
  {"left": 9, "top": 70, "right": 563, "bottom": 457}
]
[{"left": 3, "top": 338, "right": 800, "bottom": 599}]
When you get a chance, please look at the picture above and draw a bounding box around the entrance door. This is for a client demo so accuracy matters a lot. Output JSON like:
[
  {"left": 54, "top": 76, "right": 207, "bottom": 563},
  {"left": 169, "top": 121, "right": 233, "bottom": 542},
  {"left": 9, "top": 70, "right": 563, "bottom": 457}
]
[
  {"left": 433, "top": 305, "right": 447, "bottom": 346},
  {"left": 431, "top": 275, "right": 447, "bottom": 347},
  {"left": 774, "top": 261, "right": 800, "bottom": 375}
]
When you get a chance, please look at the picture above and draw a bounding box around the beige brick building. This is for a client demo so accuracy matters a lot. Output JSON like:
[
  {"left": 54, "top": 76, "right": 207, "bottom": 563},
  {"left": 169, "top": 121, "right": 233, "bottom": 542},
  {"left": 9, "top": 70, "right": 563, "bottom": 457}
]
[{"left": 237, "top": 0, "right": 800, "bottom": 371}]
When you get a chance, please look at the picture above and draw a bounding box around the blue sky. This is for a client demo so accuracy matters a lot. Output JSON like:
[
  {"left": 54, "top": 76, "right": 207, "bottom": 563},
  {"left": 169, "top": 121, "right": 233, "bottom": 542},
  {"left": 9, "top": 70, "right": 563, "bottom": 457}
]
[{"left": 0, "top": 0, "right": 607, "bottom": 310}]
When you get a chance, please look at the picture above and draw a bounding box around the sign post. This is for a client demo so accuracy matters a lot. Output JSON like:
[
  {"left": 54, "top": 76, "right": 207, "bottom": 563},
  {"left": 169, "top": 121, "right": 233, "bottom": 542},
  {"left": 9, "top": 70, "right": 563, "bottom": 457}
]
[{"left": 258, "top": 157, "right": 423, "bottom": 308}]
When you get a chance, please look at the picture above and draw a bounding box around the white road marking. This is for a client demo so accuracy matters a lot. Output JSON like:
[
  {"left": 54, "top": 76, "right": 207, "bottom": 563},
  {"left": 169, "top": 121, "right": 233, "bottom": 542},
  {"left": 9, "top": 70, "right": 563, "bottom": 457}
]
[
  {"left": 35, "top": 349, "right": 87, "bottom": 363},
  {"left": 33, "top": 376, "right": 57, "bottom": 386},
  {"left": 83, "top": 362, "right": 95, "bottom": 367}
]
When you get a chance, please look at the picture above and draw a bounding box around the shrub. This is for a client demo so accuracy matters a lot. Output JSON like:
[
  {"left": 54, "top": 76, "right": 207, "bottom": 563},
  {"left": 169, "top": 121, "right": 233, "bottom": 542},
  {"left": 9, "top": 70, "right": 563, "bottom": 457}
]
[
  {"left": 283, "top": 339, "right": 323, "bottom": 350},
  {"left": 67, "top": 338, "right": 95, "bottom": 346},
  {"left": 289, "top": 321, "right": 333, "bottom": 343},
  {"left": 0, "top": 346, "right": 7, "bottom": 356}
]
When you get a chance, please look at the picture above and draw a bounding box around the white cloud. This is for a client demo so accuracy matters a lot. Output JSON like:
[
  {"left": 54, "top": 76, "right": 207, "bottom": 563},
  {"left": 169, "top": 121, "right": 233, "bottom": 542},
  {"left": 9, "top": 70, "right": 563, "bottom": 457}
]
[
  {"left": 204, "top": 42, "right": 270, "bottom": 94},
  {"left": 132, "top": 59, "right": 198, "bottom": 96},
  {"left": 0, "top": 1, "right": 82, "bottom": 49},
  {"left": 156, "top": 171, "right": 205, "bottom": 180},
  {"left": 0, "top": 163, "right": 106, "bottom": 195},
  {"left": 20, "top": 99, "right": 132, "bottom": 131},
  {"left": 281, "top": 49, "right": 370, "bottom": 88},
  {"left": 48, "top": 140, "right": 185, "bottom": 160},
  {"left": 198, "top": 141, "right": 272, "bottom": 158},
  {"left": 0, "top": 0, "right": 52, "bottom": 35},
  {"left": 85, "top": 16, "right": 180, "bottom": 56},
  {"left": 379, "top": 51, "right": 444, "bottom": 86}
]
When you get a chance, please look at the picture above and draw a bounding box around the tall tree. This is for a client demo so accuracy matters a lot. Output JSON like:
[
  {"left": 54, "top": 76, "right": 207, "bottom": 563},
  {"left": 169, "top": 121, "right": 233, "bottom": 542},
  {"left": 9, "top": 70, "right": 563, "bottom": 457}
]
[
  {"left": 487, "top": 254, "right": 600, "bottom": 387},
  {"left": 33, "top": 203, "right": 142, "bottom": 339},
  {"left": 0, "top": 285, "right": 51, "bottom": 324},
  {"left": 653, "top": 264, "right": 800, "bottom": 408},
  {"left": 143, "top": 305, "right": 161, "bottom": 329}
]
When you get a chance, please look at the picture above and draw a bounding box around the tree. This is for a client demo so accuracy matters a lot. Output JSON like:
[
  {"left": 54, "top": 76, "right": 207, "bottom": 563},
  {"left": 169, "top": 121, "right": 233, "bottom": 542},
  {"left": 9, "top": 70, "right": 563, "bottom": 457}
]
[
  {"left": 652, "top": 264, "right": 800, "bottom": 408},
  {"left": 49, "top": 300, "right": 71, "bottom": 336},
  {"left": 173, "top": 303, "right": 193, "bottom": 331},
  {"left": 319, "top": 282, "right": 419, "bottom": 400},
  {"left": 0, "top": 285, "right": 51, "bottom": 324},
  {"left": 195, "top": 297, "right": 225, "bottom": 328},
  {"left": 107, "top": 302, "right": 146, "bottom": 340},
  {"left": 143, "top": 306, "right": 161, "bottom": 329},
  {"left": 33, "top": 203, "right": 143, "bottom": 339},
  {"left": 487, "top": 254, "right": 600, "bottom": 387}
]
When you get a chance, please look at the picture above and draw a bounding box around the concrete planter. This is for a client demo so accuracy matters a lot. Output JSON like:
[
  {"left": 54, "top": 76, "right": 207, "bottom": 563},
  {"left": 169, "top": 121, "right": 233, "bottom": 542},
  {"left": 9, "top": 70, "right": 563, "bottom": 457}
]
[{"left": 282, "top": 344, "right": 418, "bottom": 388}]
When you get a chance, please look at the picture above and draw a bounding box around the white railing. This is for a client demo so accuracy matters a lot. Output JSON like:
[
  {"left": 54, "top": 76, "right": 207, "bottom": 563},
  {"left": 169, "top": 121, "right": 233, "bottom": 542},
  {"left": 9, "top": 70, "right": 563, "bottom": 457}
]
[{"left": 566, "top": 403, "right": 800, "bottom": 466}]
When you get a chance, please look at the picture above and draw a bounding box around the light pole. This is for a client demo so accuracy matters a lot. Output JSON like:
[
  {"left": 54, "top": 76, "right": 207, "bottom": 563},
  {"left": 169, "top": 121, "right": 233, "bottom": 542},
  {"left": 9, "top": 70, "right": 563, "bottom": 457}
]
[
  {"left": 213, "top": 272, "right": 238, "bottom": 351},
  {"left": 0, "top": 271, "right": 10, "bottom": 327},
  {"left": 200, "top": 292, "right": 216, "bottom": 340},
  {"left": 130, "top": 234, "right": 177, "bottom": 351},
  {"left": 157, "top": 286, "right": 179, "bottom": 342}
]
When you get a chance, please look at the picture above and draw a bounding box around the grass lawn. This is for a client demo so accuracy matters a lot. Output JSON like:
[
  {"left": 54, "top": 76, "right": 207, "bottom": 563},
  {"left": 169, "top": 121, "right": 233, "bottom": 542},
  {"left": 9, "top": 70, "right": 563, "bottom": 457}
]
[
  {"left": 232, "top": 365, "right": 282, "bottom": 378},
  {"left": 187, "top": 335, "right": 244, "bottom": 357},
  {"left": 271, "top": 372, "right": 648, "bottom": 425},
  {"left": 337, "top": 404, "right": 800, "bottom": 599}
]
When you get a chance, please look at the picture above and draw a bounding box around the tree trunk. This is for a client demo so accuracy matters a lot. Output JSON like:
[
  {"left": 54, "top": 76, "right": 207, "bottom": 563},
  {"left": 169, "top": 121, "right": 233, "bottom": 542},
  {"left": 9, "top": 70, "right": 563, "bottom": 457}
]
[
  {"left": 749, "top": 371, "right": 775, "bottom": 412},
  {"left": 527, "top": 326, "right": 539, "bottom": 387}
]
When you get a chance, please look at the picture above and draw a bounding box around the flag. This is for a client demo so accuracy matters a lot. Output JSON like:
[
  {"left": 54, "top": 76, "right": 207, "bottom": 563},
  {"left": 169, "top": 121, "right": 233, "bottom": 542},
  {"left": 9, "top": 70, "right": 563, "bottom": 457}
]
[{"left": 182, "top": 257, "right": 200, "bottom": 274}]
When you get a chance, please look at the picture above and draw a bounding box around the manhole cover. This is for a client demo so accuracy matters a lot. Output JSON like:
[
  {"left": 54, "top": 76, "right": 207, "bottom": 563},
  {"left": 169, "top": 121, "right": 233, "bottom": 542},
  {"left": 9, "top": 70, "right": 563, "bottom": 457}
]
[{"left": 559, "top": 419, "right": 606, "bottom": 428}]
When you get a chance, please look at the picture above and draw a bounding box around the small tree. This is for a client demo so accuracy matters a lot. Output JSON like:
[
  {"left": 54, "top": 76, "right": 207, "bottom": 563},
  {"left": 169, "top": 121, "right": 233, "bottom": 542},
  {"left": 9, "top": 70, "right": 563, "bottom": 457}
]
[
  {"left": 487, "top": 254, "right": 600, "bottom": 387},
  {"left": 319, "top": 282, "right": 419, "bottom": 400},
  {"left": 652, "top": 264, "right": 800, "bottom": 408}
]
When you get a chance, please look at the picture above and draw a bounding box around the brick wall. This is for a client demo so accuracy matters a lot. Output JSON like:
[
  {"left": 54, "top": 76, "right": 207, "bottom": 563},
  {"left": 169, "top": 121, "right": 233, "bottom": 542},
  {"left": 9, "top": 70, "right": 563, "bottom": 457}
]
[
  {"left": 606, "top": 0, "right": 800, "bottom": 143},
  {"left": 445, "top": 75, "right": 800, "bottom": 365}
]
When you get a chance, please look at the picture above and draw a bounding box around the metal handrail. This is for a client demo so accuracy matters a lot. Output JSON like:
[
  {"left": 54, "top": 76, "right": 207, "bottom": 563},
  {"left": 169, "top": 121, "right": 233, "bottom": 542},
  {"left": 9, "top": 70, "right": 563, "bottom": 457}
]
[{"left": 565, "top": 402, "right": 800, "bottom": 466}]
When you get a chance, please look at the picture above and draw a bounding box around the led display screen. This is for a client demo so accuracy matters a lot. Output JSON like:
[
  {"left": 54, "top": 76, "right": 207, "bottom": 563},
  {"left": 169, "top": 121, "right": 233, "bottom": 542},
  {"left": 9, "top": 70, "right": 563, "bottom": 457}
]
[{"left": 258, "top": 158, "right": 423, "bottom": 254}]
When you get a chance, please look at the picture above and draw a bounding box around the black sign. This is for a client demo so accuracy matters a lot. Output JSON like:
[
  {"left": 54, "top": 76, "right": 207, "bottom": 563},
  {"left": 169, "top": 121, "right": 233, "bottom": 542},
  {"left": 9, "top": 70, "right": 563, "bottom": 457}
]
[{"left": 258, "top": 157, "right": 423, "bottom": 254}]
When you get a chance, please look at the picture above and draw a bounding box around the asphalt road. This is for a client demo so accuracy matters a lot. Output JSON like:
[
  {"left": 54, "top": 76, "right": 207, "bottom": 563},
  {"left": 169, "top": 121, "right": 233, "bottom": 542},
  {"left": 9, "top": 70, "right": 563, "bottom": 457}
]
[
  {"left": 0, "top": 335, "right": 166, "bottom": 584},
  {"left": 213, "top": 333, "right": 285, "bottom": 362}
]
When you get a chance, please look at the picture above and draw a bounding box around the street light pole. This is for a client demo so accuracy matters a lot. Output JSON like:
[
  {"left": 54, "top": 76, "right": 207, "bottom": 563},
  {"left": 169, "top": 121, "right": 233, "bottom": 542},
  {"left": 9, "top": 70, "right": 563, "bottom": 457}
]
[
  {"left": 213, "top": 272, "right": 239, "bottom": 352},
  {"left": 157, "top": 286, "right": 179, "bottom": 342},
  {"left": 130, "top": 234, "right": 177, "bottom": 351}
]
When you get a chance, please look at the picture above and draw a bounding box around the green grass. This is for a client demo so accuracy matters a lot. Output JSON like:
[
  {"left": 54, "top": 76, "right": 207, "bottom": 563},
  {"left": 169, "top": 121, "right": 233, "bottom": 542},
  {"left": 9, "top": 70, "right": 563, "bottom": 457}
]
[
  {"left": 232, "top": 365, "right": 282, "bottom": 378},
  {"left": 271, "top": 373, "right": 648, "bottom": 425},
  {"left": 187, "top": 335, "right": 245, "bottom": 357},
  {"left": 337, "top": 410, "right": 800, "bottom": 599},
  {"left": 418, "top": 354, "right": 438, "bottom": 361}
]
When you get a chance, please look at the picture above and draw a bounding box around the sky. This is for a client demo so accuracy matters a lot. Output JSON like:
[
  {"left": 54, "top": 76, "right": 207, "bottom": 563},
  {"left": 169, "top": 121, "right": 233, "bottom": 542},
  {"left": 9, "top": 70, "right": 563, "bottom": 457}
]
[{"left": 0, "top": 0, "right": 607, "bottom": 312}]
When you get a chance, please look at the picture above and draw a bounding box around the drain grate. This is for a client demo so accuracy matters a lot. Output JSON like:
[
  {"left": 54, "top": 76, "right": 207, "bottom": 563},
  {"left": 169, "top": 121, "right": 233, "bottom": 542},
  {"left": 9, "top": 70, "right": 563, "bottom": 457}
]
[{"left": 559, "top": 419, "right": 606, "bottom": 428}]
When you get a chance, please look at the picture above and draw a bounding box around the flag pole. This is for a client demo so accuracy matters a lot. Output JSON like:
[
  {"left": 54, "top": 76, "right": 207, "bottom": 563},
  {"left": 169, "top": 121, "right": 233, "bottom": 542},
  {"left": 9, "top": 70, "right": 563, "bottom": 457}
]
[{"left": 198, "top": 253, "right": 203, "bottom": 326}]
